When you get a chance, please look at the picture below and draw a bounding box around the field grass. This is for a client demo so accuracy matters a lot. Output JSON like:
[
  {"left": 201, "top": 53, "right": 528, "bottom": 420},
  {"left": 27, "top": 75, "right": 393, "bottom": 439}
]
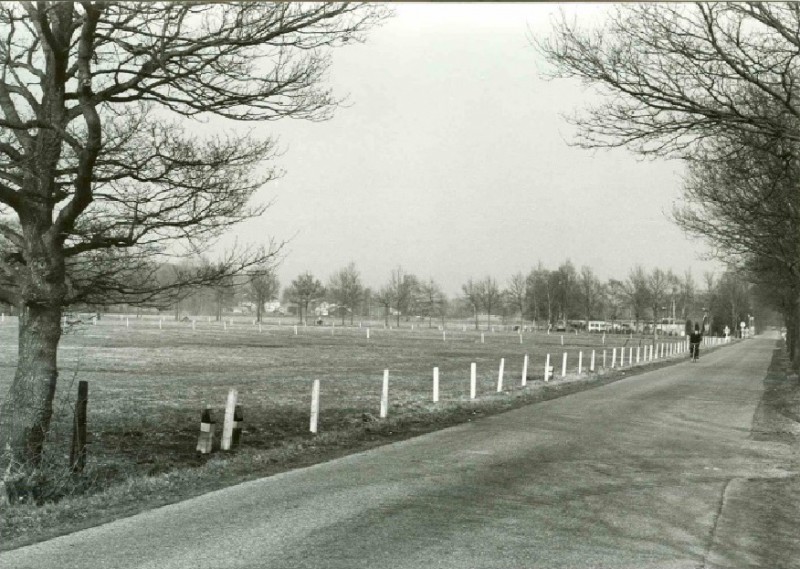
[{"left": 0, "top": 314, "right": 699, "bottom": 549}]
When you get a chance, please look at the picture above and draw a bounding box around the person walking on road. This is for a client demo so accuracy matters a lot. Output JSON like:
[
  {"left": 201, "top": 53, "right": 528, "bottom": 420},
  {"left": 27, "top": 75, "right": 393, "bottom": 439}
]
[{"left": 689, "top": 324, "right": 702, "bottom": 362}]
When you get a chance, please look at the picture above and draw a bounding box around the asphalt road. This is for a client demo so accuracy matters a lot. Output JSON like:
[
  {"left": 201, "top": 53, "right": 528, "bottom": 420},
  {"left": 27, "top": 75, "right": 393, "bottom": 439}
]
[{"left": 2, "top": 335, "right": 797, "bottom": 569}]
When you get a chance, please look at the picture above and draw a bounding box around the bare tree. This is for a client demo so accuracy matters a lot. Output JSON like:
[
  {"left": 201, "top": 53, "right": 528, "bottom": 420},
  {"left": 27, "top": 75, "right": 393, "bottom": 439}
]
[
  {"left": 609, "top": 266, "right": 650, "bottom": 333},
  {"left": 539, "top": 4, "right": 800, "bottom": 155},
  {"left": 478, "top": 276, "right": 501, "bottom": 330},
  {"left": 388, "top": 266, "right": 418, "bottom": 327},
  {"left": 249, "top": 265, "right": 281, "bottom": 323},
  {"left": 0, "top": 3, "right": 388, "bottom": 487},
  {"left": 539, "top": 2, "right": 800, "bottom": 366},
  {"left": 287, "top": 272, "right": 325, "bottom": 326},
  {"left": 328, "top": 262, "right": 363, "bottom": 325},
  {"left": 419, "top": 278, "right": 447, "bottom": 329},
  {"left": 649, "top": 269, "right": 676, "bottom": 341},
  {"left": 462, "top": 278, "right": 482, "bottom": 330},
  {"left": 505, "top": 272, "right": 527, "bottom": 328},
  {"left": 375, "top": 286, "right": 394, "bottom": 328},
  {"left": 577, "top": 266, "right": 602, "bottom": 329}
]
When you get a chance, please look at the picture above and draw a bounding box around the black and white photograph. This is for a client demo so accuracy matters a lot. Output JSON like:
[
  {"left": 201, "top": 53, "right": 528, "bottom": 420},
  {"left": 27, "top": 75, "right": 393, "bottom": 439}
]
[{"left": 0, "top": 2, "right": 798, "bottom": 568}]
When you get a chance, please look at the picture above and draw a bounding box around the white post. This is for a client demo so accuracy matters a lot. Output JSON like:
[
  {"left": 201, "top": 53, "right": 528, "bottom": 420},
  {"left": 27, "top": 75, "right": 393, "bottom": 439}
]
[
  {"left": 560, "top": 335, "right": 564, "bottom": 346},
  {"left": 159, "top": 318, "right": 162, "bottom": 330},
  {"left": 221, "top": 388, "right": 238, "bottom": 451},
  {"left": 590, "top": 349, "right": 596, "bottom": 372},
  {"left": 578, "top": 351, "right": 583, "bottom": 374},
  {"left": 544, "top": 353, "right": 551, "bottom": 382},
  {"left": 366, "top": 328, "right": 370, "bottom": 340},
  {"left": 519, "top": 334, "right": 523, "bottom": 344},
  {"left": 602, "top": 333, "right": 606, "bottom": 344},
  {"left": 561, "top": 352, "right": 567, "bottom": 377},
  {"left": 611, "top": 348, "right": 617, "bottom": 368},
  {"left": 433, "top": 367, "right": 439, "bottom": 403},
  {"left": 603, "top": 349, "right": 607, "bottom": 368},
  {"left": 620, "top": 347, "right": 625, "bottom": 367},
  {"left": 380, "top": 370, "right": 389, "bottom": 418},
  {"left": 126, "top": 317, "right": 129, "bottom": 328},
  {"left": 470, "top": 363, "right": 477, "bottom": 399},
  {"left": 443, "top": 330, "right": 446, "bottom": 342},
  {"left": 636, "top": 346, "right": 640, "bottom": 363},
  {"left": 628, "top": 347, "right": 633, "bottom": 365},
  {"left": 294, "top": 325, "right": 298, "bottom": 335},
  {"left": 310, "top": 380, "right": 320, "bottom": 433},
  {"left": 224, "top": 320, "right": 227, "bottom": 331},
  {"left": 481, "top": 333, "right": 485, "bottom": 344},
  {"left": 192, "top": 319, "right": 196, "bottom": 331},
  {"left": 259, "top": 323, "right": 262, "bottom": 333},
  {"left": 497, "top": 358, "right": 505, "bottom": 392},
  {"left": 522, "top": 354, "right": 529, "bottom": 386}
]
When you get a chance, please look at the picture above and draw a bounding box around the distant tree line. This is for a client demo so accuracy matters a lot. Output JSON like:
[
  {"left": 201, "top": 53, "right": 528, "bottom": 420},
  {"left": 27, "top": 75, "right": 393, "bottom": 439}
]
[{"left": 149, "top": 259, "right": 763, "bottom": 340}]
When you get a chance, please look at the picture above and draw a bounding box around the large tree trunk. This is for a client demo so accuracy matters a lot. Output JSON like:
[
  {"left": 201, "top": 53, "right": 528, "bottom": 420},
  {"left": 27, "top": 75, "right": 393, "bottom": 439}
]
[{"left": 1, "top": 304, "right": 63, "bottom": 475}]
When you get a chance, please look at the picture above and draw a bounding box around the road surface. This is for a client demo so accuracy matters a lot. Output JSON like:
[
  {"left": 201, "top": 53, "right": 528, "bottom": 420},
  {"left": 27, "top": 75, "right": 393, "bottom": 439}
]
[{"left": 2, "top": 335, "right": 797, "bottom": 568}]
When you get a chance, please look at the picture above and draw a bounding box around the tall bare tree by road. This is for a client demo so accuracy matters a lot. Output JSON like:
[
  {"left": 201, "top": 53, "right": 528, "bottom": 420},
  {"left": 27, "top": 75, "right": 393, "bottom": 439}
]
[
  {"left": 539, "top": 2, "right": 800, "bottom": 367},
  {"left": 0, "top": 2, "right": 388, "bottom": 492}
]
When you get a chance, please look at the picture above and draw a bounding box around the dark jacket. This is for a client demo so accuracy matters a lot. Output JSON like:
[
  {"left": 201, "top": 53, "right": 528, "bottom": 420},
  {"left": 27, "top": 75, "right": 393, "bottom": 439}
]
[{"left": 689, "top": 331, "right": 702, "bottom": 344}]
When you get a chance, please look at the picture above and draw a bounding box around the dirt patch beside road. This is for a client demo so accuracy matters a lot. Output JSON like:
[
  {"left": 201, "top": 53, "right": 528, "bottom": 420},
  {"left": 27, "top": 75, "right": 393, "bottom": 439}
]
[{"left": 708, "top": 342, "right": 800, "bottom": 569}]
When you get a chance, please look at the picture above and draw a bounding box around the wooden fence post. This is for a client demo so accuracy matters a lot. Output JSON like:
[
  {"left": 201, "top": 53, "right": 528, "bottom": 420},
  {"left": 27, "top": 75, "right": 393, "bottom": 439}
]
[
  {"left": 433, "top": 367, "right": 439, "bottom": 402},
  {"left": 231, "top": 405, "right": 244, "bottom": 448},
  {"left": 196, "top": 406, "right": 215, "bottom": 454},
  {"left": 70, "top": 380, "right": 88, "bottom": 472}
]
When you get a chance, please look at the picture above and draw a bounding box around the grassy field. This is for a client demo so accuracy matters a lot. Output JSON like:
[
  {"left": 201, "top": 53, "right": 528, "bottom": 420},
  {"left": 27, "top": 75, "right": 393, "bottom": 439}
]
[{"left": 0, "top": 314, "right": 699, "bottom": 548}]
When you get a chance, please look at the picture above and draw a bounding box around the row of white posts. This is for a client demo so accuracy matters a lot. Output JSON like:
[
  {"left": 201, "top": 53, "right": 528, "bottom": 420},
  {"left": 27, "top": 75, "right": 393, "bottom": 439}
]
[{"left": 306, "top": 338, "right": 714, "bottom": 433}]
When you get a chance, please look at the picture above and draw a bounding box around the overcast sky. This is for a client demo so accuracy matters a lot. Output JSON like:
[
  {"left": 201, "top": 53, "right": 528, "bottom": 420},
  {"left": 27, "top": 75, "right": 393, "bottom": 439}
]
[{"left": 230, "top": 3, "right": 722, "bottom": 296}]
